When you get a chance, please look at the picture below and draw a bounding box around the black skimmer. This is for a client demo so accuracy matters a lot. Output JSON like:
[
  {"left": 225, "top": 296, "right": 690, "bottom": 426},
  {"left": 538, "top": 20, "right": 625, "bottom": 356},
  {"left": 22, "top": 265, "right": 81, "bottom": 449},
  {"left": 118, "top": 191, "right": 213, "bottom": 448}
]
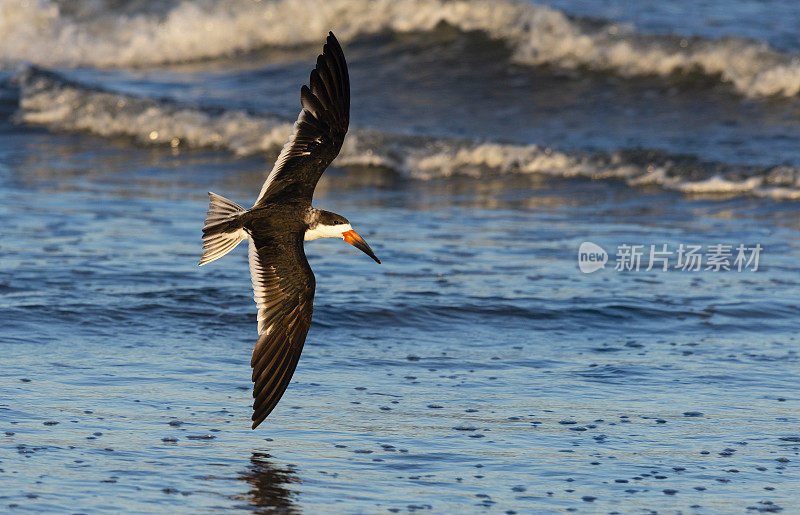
[{"left": 199, "top": 33, "right": 380, "bottom": 429}]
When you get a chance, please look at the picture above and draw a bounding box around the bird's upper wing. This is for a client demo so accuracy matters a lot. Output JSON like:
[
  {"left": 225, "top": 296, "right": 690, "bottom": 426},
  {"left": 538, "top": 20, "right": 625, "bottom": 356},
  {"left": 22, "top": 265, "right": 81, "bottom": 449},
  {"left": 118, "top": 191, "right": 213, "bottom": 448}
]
[
  {"left": 248, "top": 232, "right": 315, "bottom": 429},
  {"left": 253, "top": 32, "right": 350, "bottom": 206}
]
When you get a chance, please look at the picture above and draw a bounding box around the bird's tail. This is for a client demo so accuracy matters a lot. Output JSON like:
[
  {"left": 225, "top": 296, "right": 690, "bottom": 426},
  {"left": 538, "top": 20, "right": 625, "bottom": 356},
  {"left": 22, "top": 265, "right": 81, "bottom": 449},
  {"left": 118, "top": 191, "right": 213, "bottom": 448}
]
[{"left": 199, "top": 192, "right": 247, "bottom": 266}]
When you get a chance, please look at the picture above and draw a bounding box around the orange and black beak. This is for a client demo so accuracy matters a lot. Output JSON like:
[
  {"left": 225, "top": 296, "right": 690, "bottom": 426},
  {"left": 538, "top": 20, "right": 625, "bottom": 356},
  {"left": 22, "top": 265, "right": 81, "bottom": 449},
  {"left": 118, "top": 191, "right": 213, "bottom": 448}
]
[{"left": 343, "top": 230, "right": 381, "bottom": 264}]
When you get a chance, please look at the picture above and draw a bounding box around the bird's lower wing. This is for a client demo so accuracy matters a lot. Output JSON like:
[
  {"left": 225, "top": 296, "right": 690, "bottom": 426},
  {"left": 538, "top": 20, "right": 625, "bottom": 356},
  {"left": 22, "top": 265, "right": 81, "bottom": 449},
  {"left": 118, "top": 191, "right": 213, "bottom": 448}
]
[{"left": 248, "top": 237, "right": 315, "bottom": 429}]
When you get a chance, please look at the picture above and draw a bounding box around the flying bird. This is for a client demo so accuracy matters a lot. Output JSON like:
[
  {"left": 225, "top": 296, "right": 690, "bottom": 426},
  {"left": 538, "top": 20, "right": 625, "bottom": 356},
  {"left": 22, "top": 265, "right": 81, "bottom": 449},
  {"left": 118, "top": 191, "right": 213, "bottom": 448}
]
[{"left": 199, "top": 32, "right": 380, "bottom": 429}]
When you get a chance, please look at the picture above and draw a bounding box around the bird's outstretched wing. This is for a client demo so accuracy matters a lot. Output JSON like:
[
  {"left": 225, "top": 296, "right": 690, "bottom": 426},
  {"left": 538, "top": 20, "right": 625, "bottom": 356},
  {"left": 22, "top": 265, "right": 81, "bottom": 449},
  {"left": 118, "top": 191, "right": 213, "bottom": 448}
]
[
  {"left": 253, "top": 32, "right": 350, "bottom": 206},
  {"left": 248, "top": 233, "right": 315, "bottom": 429}
]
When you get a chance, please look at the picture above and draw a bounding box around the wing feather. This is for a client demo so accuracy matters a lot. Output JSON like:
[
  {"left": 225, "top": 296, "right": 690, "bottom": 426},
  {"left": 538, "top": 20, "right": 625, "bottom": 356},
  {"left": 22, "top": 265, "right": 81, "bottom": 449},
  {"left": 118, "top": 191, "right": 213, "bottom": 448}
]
[
  {"left": 253, "top": 32, "right": 350, "bottom": 206},
  {"left": 247, "top": 235, "right": 315, "bottom": 429}
]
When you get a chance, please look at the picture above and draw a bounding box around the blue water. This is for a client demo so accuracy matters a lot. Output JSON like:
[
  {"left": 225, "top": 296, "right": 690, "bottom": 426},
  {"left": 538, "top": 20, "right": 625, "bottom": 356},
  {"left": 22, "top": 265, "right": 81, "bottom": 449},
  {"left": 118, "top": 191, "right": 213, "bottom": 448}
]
[
  {"left": 541, "top": 0, "right": 800, "bottom": 51},
  {"left": 2, "top": 0, "right": 800, "bottom": 512}
]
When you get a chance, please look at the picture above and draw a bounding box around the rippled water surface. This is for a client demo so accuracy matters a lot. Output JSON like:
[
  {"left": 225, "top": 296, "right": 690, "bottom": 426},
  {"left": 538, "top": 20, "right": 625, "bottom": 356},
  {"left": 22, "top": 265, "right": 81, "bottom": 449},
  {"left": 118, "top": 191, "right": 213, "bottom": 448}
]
[
  {"left": 3, "top": 0, "right": 800, "bottom": 512},
  {"left": 3, "top": 128, "right": 800, "bottom": 512}
]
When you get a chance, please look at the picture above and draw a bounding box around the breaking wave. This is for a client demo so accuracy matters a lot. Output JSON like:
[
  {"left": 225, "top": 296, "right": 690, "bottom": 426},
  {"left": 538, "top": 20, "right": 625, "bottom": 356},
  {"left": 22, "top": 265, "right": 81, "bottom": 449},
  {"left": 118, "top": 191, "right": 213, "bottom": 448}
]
[
  {"left": 13, "top": 67, "right": 800, "bottom": 200},
  {"left": 2, "top": 0, "right": 800, "bottom": 97}
]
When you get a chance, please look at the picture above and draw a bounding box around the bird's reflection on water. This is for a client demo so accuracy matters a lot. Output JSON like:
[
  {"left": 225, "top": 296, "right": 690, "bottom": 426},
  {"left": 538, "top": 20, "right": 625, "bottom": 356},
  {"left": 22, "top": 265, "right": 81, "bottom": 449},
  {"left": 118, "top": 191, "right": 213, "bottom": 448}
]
[{"left": 237, "top": 451, "right": 301, "bottom": 512}]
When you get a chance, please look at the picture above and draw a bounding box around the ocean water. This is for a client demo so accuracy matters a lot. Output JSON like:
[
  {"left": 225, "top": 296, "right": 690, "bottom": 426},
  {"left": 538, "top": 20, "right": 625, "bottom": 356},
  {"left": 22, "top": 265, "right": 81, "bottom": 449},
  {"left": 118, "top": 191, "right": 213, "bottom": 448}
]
[{"left": 2, "top": 0, "right": 800, "bottom": 512}]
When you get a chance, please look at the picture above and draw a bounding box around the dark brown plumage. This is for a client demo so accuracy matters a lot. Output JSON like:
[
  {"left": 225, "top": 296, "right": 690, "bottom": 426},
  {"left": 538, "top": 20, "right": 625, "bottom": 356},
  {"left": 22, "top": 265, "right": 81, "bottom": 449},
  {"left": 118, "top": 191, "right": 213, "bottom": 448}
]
[
  {"left": 199, "top": 32, "right": 379, "bottom": 429},
  {"left": 253, "top": 32, "right": 350, "bottom": 206}
]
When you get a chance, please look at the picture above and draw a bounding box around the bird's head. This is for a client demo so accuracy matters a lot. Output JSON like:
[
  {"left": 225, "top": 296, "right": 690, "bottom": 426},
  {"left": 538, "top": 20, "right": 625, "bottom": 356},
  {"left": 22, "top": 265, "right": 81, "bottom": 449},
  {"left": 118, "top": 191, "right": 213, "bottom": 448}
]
[{"left": 305, "top": 210, "right": 381, "bottom": 263}]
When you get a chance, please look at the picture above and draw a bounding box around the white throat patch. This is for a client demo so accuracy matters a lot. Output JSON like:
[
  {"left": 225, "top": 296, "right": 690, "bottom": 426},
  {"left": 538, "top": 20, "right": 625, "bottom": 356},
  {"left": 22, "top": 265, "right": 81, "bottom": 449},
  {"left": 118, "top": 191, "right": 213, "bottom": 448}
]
[{"left": 304, "top": 223, "right": 352, "bottom": 241}]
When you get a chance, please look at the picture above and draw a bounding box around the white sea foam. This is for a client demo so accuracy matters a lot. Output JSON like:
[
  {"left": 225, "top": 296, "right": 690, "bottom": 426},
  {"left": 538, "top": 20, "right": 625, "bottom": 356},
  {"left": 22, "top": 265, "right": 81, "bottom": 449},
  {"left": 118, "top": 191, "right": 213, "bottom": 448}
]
[
  {"left": 2, "top": 0, "right": 800, "bottom": 97},
  {"left": 16, "top": 68, "right": 294, "bottom": 155},
  {"left": 14, "top": 67, "right": 800, "bottom": 200}
]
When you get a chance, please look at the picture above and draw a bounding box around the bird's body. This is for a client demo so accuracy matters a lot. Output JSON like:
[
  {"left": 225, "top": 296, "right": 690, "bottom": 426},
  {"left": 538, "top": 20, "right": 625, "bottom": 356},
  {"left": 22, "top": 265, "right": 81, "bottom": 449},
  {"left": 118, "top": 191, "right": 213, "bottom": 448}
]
[{"left": 199, "top": 33, "right": 380, "bottom": 429}]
